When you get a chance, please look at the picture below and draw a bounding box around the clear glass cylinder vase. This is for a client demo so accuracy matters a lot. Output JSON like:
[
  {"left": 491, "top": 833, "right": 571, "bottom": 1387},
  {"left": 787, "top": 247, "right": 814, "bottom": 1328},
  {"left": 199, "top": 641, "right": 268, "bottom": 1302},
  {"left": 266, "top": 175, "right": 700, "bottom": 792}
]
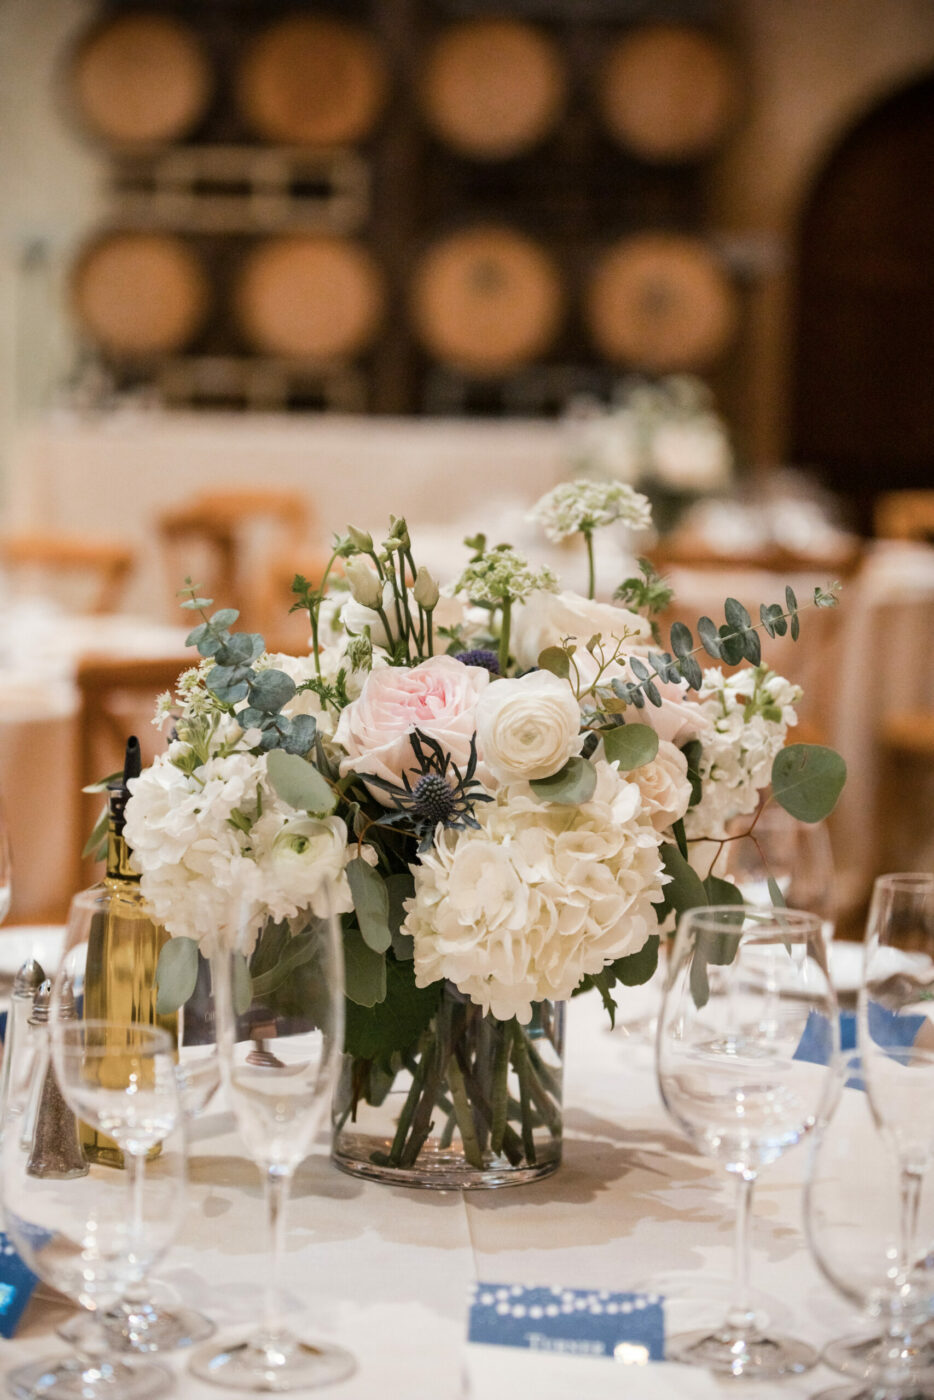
[{"left": 331, "top": 983, "right": 564, "bottom": 1189}]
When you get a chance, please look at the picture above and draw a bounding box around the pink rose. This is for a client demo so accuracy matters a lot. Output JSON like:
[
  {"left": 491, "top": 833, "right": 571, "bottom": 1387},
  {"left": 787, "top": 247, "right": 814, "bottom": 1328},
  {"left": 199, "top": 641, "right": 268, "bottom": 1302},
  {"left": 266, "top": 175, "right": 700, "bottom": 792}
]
[{"left": 335, "top": 655, "right": 490, "bottom": 800}]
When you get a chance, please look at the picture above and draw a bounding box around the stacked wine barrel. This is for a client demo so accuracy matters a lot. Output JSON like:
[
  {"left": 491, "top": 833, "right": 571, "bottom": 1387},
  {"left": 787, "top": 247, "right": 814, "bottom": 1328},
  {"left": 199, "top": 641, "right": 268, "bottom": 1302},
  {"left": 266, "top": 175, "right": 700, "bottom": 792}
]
[{"left": 66, "top": 4, "right": 744, "bottom": 413}]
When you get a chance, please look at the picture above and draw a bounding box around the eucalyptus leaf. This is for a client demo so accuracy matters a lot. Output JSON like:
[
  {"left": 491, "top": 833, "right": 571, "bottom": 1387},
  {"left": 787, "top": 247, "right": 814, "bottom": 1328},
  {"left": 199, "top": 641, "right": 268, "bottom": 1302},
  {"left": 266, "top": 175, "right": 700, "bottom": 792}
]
[
  {"left": 81, "top": 806, "right": 110, "bottom": 860},
  {"left": 659, "top": 843, "right": 707, "bottom": 922},
  {"left": 537, "top": 646, "right": 571, "bottom": 679},
  {"left": 702, "top": 874, "right": 743, "bottom": 908},
  {"left": 741, "top": 629, "right": 762, "bottom": 666},
  {"left": 771, "top": 744, "right": 847, "bottom": 822},
  {"left": 718, "top": 626, "right": 745, "bottom": 666},
  {"left": 670, "top": 621, "right": 693, "bottom": 658},
  {"left": 678, "top": 654, "right": 703, "bottom": 690},
  {"left": 155, "top": 937, "right": 200, "bottom": 1015},
  {"left": 210, "top": 608, "right": 239, "bottom": 628},
  {"left": 343, "top": 924, "right": 388, "bottom": 1007},
  {"left": 265, "top": 749, "right": 336, "bottom": 815},
  {"left": 603, "top": 723, "right": 659, "bottom": 771},
  {"left": 724, "top": 597, "right": 751, "bottom": 630},
  {"left": 344, "top": 956, "right": 440, "bottom": 1062},
  {"left": 346, "top": 857, "right": 392, "bottom": 953},
  {"left": 81, "top": 771, "right": 122, "bottom": 796},
  {"left": 768, "top": 876, "right": 787, "bottom": 908},
  {"left": 697, "top": 615, "right": 723, "bottom": 659},
  {"left": 529, "top": 756, "right": 597, "bottom": 805},
  {"left": 281, "top": 713, "right": 317, "bottom": 756},
  {"left": 249, "top": 669, "right": 297, "bottom": 713},
  {"left": 185, "top": 623, "right": 209, "bottom": 647}
]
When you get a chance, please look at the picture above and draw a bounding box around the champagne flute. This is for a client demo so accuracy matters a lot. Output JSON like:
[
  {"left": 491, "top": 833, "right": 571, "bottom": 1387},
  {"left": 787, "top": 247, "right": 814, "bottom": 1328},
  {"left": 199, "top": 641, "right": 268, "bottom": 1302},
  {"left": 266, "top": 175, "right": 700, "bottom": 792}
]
[
  {"left": 190, "top": 893, "right": 354, "bottom": 1392},
  {"left": 656, "top": 904, "right": 837, "bottom": 1377},
  {"left": 806, "top": 1049, "right": 934, "bottom": 1400},
  {"left": 54, "top": 901, "right": 218, "bottom": 1354},
  {"left": 3, "top": 1021, "right": 185, "bottom": 1400}
]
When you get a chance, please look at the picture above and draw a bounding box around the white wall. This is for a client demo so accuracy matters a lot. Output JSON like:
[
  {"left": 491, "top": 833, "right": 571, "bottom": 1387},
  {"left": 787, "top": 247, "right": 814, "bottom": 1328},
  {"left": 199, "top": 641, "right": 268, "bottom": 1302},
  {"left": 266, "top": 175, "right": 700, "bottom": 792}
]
[{"left": 0, "top": 0, "right": 104, "bottom": 503}]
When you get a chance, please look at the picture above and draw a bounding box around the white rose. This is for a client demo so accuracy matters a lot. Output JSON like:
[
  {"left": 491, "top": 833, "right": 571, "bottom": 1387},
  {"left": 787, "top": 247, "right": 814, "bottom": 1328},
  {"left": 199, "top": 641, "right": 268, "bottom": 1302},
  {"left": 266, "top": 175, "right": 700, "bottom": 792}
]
[
  {"left": 626, "top": 740, "right": 693, "bottom": 833},
  {"left": 511, "top": 589, "right": 651, "bottom": 670},
  {"left": 476, "top": 671, "right": 581, "bottom": 783}
]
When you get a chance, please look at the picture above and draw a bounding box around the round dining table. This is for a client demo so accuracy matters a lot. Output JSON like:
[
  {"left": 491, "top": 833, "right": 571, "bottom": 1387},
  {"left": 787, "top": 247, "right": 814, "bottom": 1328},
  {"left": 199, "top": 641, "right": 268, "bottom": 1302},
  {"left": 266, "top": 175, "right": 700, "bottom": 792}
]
[{"left": 4, "top": 982, "right": 865, "bottom": 1400}]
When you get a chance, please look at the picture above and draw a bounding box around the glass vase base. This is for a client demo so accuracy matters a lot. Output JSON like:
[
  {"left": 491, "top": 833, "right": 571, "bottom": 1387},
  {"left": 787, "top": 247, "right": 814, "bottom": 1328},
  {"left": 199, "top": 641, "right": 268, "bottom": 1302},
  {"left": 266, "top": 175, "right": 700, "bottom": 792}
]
[
  {"left": 59, "top": 1301, "right": 216, "bottom": 1354},
  {"left": 811, "top": 1386, "right": 934, "bottom": 1400},
  {"left": 668, "top": 1327, "right": 819, "bottom": 1379},
  {"left": 332, "top": 1134, "right": 561, "bottom": 1190},
  {"left": 190, "top": 1330, "right": 355, "bottom": 1393},
  {"left": 6, "top": 1354, "right": 172, "bottom": 1400},
  {"left": 824, "top": 1333, "right": 934, "bottom": 1383}
]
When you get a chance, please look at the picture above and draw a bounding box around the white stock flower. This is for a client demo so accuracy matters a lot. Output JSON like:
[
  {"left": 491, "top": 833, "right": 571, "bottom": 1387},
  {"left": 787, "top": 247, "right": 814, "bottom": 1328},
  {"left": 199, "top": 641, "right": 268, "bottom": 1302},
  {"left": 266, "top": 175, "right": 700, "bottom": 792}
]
[
  {"left": 684, "top": 665, "right": 802, "bottom": 841},
  {"left": 404, "top": 760, "right": 666, "bottom": 1023},
  {"left": 476, "top": 670, "right": 581, "bottom": 784},
  {"left": 625, "top": 740, "right": 693, "bottom": 833}
]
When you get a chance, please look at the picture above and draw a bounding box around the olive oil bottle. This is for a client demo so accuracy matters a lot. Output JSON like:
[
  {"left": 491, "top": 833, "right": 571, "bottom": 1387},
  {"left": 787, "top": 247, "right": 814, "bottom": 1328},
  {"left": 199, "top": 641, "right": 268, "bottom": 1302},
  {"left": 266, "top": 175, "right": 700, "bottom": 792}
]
[{"left": 80, "top": 737, "right": 177, "bottom": 1167}]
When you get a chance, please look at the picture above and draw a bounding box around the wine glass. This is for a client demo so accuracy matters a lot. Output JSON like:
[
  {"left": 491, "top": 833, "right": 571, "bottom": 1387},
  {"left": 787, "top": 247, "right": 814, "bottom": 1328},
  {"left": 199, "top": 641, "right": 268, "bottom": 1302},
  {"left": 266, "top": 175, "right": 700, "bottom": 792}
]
[
  {"left": 656, "top": 903, "right": 837, "bottom": 1377},
  {"left": 190, "top": 895, "right": 354, "bottom": 1392},
  {"left": 806, "top": 1049, "right": 934, "bottom": 1400},
  {"left": 0, "top": 787, "right": 13, "bottom": 927},
  {"left": 54, "top": 895, "right": 218, "bottom": 1354},
  {"left": 717, "top": 802, "right": 837, "bottom": 942},
  {"left": 3, "top": 1021, "right": 185, "bottom": 1400}
]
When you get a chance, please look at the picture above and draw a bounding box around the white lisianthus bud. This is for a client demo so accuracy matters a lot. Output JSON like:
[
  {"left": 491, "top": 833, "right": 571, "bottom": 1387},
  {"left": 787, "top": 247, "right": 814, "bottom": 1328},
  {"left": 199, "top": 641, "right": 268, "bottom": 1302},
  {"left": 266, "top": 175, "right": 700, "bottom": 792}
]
[
  {"left": 476, "top": 670, "right": 582, "bottom": 783},
  {"left": 345, "top": 559, "right": 383, "bottom": 610},
  {"left": 346, "top": 525, "right": 373, "bottom": 553},
  {"left": 412, "top": 566, "right": 440, "bottom": 611}
]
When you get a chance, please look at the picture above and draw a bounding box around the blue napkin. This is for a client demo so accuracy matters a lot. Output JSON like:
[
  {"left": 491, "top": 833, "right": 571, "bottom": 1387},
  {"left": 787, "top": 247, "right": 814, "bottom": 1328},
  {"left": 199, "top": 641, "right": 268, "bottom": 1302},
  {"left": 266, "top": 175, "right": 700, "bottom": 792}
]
[
  {"left": 468, "top": 1282, "right": 665, "bottom": 1362},
  {"left": 0, "top": 1233, "right": 38, "bottom": 1339}
]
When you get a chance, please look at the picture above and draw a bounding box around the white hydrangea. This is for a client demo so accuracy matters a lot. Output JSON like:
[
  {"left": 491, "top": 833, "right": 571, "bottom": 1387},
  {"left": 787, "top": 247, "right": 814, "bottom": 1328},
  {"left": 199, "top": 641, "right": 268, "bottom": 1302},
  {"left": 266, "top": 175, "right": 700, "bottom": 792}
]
[
  {"left": 528, "top": 479, "right": 652, "bottom": 542},
  {"left": 124, "top": 749, "right": 353, "bottom": 955},
  {"left": 403, "top": 760, "right": 667, "bottom": 1023},
  {"left": 683, "top": 666, "right": 802, "bottom": 841}
]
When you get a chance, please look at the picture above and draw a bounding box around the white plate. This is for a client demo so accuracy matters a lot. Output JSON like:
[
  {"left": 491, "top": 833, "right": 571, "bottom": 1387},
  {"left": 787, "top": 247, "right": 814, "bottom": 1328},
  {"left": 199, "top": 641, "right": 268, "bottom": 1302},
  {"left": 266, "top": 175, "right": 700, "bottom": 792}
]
[{"left": 0, "top": 925, "right": 65, "bottom": 979}]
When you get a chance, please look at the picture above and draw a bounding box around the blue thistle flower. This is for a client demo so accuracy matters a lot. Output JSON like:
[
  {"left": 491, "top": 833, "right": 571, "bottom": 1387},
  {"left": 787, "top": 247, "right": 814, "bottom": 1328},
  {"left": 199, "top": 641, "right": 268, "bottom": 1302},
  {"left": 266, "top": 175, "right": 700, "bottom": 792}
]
[
  {"left": 362, "top": 729, "right": 493, "bottom": 853},
  {"left": 455, "top": 648, "right": 500, "bottom": 675}
]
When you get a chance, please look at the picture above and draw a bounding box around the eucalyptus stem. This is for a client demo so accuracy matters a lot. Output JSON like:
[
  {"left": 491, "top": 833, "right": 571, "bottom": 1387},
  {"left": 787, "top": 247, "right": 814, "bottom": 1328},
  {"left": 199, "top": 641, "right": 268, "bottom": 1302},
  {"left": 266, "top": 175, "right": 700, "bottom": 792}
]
[
  {"left": 490, "top": 1021, "right": 512, "bottom": 1156},
  {"left": 584, "top": 529, "right": 596, "bottom": 600},
  {"left": 447, "top": 1055, "right": 484, "bottom": 1169},
  {"left": 498, "top": 596, "right": 512, "bottom": 676}
]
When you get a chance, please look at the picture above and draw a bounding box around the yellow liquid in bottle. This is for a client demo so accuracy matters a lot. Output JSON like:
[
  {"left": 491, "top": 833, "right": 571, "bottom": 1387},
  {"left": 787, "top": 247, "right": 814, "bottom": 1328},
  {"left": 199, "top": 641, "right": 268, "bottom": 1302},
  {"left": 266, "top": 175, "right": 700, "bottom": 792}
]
[{"left": 80, "top": 834, "right": 177, "bottom": 1168}]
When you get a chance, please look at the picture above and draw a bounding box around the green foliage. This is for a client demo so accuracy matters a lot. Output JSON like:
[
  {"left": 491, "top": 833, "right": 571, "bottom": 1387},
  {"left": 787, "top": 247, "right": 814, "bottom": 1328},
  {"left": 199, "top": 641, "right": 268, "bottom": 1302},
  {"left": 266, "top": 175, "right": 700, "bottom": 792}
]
[
  {"left": 771, "top": 743, "right": 847, "bottom": 822},
  {"left": 529, "top": 756, "right": 597, "bottom": 805},
  {"left": 81, "top": 805, "right": 110, "bottom": 861},
  {"left": 614, "top": 558, "right": 675, "bottom": 643},
  {"left": 343, "top": 923, "right": 388, "bottom": 1007},
  {"left": 265, "top": 749, "right": 335, "bottom": 815},
  {"left": 602, "top": 723, "right": 659, "bottom": 771},
  {"left": 537, "top": 645, "right": 571, "bottom": 679},
  {"left": 346, "top": 856, "right": 392, "bottom": 953},
  {"left": 658, "top": 842, "right": 707, "bottom": 924},
  {"left": 576, "top": 936, "right": 660, "bottom": 1026},
  {"left": 344, "top": 956, "right": 442, "bottom": 1063},
  {"left": 155, "top": 937, "right": 200, "bottom": 1014}
]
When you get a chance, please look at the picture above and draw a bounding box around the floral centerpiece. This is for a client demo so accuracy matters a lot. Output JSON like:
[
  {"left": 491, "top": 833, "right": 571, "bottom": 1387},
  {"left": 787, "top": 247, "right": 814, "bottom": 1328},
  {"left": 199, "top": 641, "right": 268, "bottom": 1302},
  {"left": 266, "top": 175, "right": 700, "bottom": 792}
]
[{"left": 126, "top": 480, "right": 845, "bottom": 1188}]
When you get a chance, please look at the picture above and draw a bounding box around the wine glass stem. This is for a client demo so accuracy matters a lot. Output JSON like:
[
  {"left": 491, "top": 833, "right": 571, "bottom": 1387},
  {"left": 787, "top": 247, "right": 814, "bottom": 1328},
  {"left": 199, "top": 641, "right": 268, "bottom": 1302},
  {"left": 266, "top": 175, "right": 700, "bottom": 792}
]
[
  {"left": 899, "top": 1165, "right": 923, "bottom": 1274},
  {"left": 725, "top": 1171, "right": 758, "bottom": 1336},
  {"left": 262, "top": 1164, "right": 291, "bottom": 1349},
  {"left": 125, "top": 1148, "right": 146, "bottom": 1277}
]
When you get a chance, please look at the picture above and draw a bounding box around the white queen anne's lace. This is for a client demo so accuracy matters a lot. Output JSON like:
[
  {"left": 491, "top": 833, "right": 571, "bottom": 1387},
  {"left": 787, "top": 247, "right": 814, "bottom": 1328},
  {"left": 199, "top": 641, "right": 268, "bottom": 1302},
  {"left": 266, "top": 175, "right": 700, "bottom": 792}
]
[{"left": 403, "top": 760, "right": 666, "bottom": 1023}]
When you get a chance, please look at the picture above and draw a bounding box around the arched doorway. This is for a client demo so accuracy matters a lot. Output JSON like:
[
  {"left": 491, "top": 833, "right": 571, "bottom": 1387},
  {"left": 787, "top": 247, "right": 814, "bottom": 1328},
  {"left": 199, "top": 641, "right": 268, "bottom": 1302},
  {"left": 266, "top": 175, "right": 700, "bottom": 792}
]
[{"left": 791, "top": 74, "right": 934, "bottom": 531}]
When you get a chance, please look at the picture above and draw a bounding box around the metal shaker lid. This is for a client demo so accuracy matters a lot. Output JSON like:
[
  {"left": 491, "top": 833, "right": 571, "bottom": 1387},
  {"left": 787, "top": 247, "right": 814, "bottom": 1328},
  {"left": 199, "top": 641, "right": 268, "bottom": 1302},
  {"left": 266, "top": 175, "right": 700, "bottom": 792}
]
[{"left": 12, "top": 959, "right": 45, "bottom": 998}]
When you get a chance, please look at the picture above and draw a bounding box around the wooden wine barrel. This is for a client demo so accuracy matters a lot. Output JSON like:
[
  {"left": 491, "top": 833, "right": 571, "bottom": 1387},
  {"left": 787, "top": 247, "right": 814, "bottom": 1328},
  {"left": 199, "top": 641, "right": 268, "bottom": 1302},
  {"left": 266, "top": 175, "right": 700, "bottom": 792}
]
[
  {"left": 599, "top": 24, "right": 740, "bottom": 163},
  {"left": 68, "top": 12, "right": 212, "bottom": 148},
  {"left": 411, "top": 226, "right": 563, "bottom": 374},
  {"left": 237, "top": 16, "right": 388, "bottom": 147},
  {"left": 71, "top": 232, "right": 210, "bottom": 357},
  {"left": 236, "top": 235, "right": 385, "bottom": 360},
  {"left": 421, "top": 19, "right": 566, "bottom": 160},
  {"left": 585, "top": 233, "right": 738, "bottom": 370}
]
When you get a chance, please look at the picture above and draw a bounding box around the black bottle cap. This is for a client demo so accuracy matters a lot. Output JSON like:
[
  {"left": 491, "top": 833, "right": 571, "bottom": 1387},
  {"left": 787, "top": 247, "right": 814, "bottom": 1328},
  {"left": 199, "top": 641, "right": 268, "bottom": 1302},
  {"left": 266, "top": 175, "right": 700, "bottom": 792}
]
[{"left": 109, "top": 737, "right": 141, "bottom": 836}]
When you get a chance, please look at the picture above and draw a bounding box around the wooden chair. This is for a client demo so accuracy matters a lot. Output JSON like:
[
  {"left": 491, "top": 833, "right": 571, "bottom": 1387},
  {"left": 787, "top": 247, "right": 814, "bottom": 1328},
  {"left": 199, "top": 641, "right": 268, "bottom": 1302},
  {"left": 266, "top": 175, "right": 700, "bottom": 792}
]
[
  {"left": 874, "top": 491, "right": 934, "bottom": 542},
  {"left": 157, "top": 487, "right": 313, "bottom": 636},
  {"left": 0, "top": 531, "right": 135, "bottom": 614},
  {"left": 74, "top": 653, "right": 189, "bottom": 891}
]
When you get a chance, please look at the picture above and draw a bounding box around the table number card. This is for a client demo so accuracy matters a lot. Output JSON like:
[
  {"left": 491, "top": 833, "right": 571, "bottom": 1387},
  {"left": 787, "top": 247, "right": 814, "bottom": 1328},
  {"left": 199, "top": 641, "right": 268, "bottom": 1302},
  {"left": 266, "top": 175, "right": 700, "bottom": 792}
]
[
  {"left": 0, "top": 1232, "right": 38, "bottom": 1339},
  {"left": 468, "top": 1282, "right": 665, "bottom": 1362}
]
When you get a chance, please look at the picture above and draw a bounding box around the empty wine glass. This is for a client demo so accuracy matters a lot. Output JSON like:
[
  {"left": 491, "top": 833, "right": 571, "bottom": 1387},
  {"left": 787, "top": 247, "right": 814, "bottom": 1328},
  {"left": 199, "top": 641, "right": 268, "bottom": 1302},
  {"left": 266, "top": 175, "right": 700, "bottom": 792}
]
[
  {"left": 54, "top": 902, "right": 218, "bottom": 1354},
  {"left": 806, "top": 1049, "right": 934, "bottom": 1400},
  {"left": 190, "top": 895, "right": 354, "bottom": 1392},
  {"left": 0, "top": 789, "right": 12, "bottom": 927},
  {"left": 3, "top": 1021, "right": 185, "bottom": 1400},
  {"left": 656, "top": 904, "right": 837, "bottom": 1377},
  {"left": 717, "top": 802, "right": 837, "bottom": 942}
]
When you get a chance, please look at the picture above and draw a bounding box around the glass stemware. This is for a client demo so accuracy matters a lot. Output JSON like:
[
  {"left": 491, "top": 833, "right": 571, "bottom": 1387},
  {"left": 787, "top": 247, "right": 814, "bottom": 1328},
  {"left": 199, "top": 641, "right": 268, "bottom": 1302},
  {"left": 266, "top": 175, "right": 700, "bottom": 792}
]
[
  {"left": 3, "top": 1020, "right": 185, "bottom": 1400},
  {"left": 0, "top": 788, "right": 13, "bottom": 927},
  {"left": 190, "top": 898, "right": 355, "bottom": 1392},
  {"left": 717, "top": 802, "right": 837, "bottom": 943},
  {"left": 656, "top": 903, "right": 837, "bottom": 1378},
  {"left": 55, "top": 895, "right": 219, "bottom": 1354},
  {"left": 806, "top": 1049, "right": 934, "bottom": 1400}
]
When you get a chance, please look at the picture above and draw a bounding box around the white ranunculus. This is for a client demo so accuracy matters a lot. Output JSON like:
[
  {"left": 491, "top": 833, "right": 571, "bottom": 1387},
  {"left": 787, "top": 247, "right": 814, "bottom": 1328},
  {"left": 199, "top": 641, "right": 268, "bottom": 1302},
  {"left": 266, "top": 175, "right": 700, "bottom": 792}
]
[
  {"left": 511, "top": 589, "right": 651, "bottom": 670},
  {"left": 625, "top": 740, "right": 693, "bottom": 833},
  {"left": 256, "top": 812, "right": 353, "bottom": 920},
  {"left": 404, "top": 760, "right": 667, "bottom": 1023},
  {"left": 476, "top": 670, "right": 581, "bottom": 784}
]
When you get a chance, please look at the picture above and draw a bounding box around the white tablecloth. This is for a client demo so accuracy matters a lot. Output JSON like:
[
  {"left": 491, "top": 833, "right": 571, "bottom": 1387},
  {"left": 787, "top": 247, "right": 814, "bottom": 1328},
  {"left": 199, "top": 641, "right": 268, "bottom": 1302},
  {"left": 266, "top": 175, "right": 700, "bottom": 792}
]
[{"left": 7, "top": 990, "right": 860, "bottom": 1399}]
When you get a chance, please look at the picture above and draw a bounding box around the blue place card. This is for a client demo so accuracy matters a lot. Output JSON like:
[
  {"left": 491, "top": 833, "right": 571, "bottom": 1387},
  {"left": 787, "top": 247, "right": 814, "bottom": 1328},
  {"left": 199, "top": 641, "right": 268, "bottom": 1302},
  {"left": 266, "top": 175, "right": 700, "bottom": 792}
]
[
  {"left": 0, "top": 1232, "right": 39, "bottom": 1339},
  {"left": 468, "top": 1282, "right": 665, "bottom": 1362}
]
